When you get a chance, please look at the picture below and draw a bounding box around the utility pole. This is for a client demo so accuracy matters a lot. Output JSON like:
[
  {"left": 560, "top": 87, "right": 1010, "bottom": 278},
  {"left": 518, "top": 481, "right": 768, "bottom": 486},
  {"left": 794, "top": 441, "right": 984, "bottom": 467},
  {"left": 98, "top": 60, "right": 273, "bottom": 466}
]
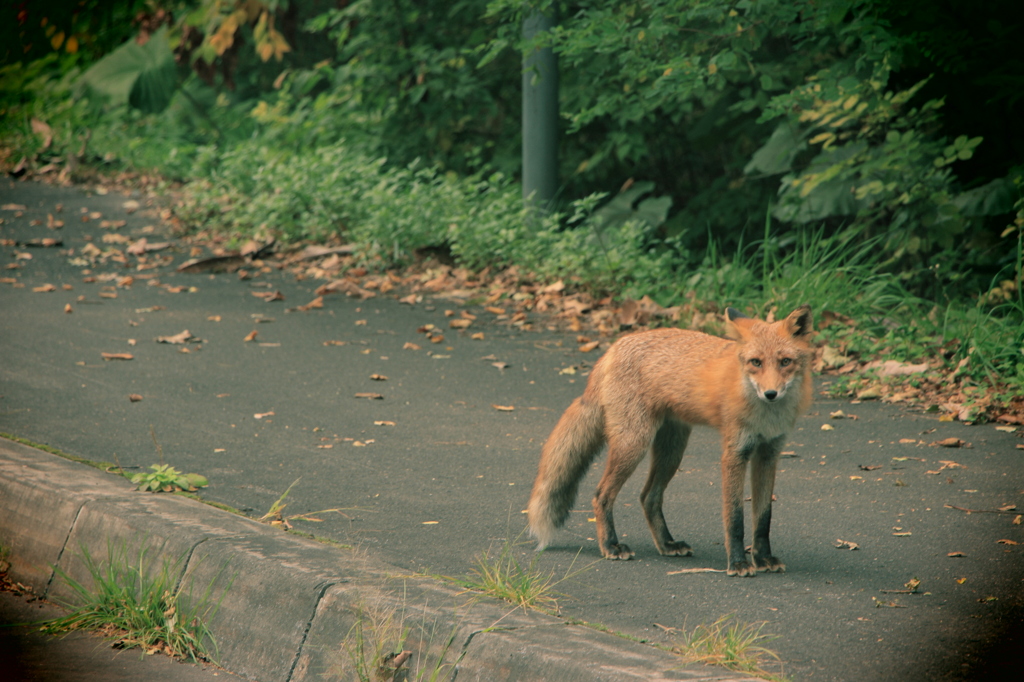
[{"left": 522, "top": 8, "right": 558, "bottom": 214}]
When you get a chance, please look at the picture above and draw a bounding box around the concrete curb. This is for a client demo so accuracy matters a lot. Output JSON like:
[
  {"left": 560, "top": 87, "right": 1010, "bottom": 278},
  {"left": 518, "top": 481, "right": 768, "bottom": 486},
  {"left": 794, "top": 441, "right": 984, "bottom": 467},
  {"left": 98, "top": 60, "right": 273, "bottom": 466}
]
[{"left": 0, "top": 437, "right": 757, "bottom": 681}]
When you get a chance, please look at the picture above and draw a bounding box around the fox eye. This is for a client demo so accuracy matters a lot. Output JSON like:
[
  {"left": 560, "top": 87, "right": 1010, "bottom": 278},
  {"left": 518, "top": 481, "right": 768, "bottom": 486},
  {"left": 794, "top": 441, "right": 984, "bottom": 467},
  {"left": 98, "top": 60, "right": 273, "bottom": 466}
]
[
  {"left": 749, "top": 358, "right": 762, "bottom": 368},
  {"left": 780, "top": 358, "right": 792, "bottom": 367}
]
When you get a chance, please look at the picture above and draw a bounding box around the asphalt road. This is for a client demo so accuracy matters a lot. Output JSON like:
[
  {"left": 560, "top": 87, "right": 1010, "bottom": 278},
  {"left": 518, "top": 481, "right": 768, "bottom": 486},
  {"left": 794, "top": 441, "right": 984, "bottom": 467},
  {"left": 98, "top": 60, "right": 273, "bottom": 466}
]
[{"left": 1, "top": 178, "right": 1022, "bottom": 681}]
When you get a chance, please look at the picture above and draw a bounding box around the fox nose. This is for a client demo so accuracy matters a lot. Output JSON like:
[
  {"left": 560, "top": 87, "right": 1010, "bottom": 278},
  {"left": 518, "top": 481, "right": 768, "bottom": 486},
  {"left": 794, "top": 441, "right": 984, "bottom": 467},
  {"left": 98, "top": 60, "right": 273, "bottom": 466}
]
[{"left": 763, "top": 390, "right": 778, "bottom": 401}]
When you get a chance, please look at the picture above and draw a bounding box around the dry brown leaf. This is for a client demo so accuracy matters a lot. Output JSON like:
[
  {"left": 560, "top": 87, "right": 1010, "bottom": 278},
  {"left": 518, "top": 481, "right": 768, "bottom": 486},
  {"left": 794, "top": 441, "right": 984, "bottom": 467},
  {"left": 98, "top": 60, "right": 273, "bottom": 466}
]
[
  {"left": 374, "top": 420, "right": 396, "bottom": 426},
  {"left": 835, "top": 539, "right": 860, "bottom": 550},
  {"left": 254, "top": 411, "right": 275, "bottom": 419},
  {"left": 403, "top": 342, "right": 421, "bottom": 351},
  {"left": 429, "top": 334, "right": 445, "bottom": 344},
  {"left": 243, "top": 330, "right": 258, "bottom": 342},
  {"left": 931, "top": 437, "right": 966, "bottom": 448},
  {"left": 947, "top": 551, "right": 966, "bottom": 557},
  {"left": 492, "top": 362, "right": 510, "bottom": 370},
  {"left": 471, "top": 332, "right": 485, "bottom": 340},
  {"left": 128, "top": 394, "right": 143, "bottom": 402},
  {"left": 354, "top": 392, "right": 384, "bottom": 400},
  {"left": 485, "top": 306, "right": 505, "bottom": 315},
  {"left": 33, "top": 283, "right": 56, "bottom": 293},
  {"left": 996, "top": 538, "right": 1019, "bottom": 545},
  {"left": 370, "top": 374, "right": 388, "bottom": 381},
  {"left": 449, "top": 318, "right": 472, "bottom": 329},
  {"left": 323, "top": 340, "right": 346, "bottom": 346},
  {"left": 252, "top": 290, "right": 285, "bottom": 302},
  {"left": 101, "top": 352, "right": 134, "bottom": 361},
  {"left": 492, "top": 404, "right": 515, "bottom": 411},
  {"left": 63, "top": 303, "right": 73, "bottom": 313},
  {"left": 578, "top": 341, "right": 600, "bottom": 353},
  {"left": 155, "top": 330, "right": 196, "bottom": 344}
]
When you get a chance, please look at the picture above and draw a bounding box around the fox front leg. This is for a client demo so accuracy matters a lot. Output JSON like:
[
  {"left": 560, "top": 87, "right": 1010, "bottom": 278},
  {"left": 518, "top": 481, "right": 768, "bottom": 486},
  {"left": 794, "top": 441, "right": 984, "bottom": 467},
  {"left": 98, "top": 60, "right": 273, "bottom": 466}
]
[
  {"left": 750, "top": 437, "right": 786, "bottom": 573},
  {"left": 721, "top": 443, "right": 756, "bottom": 577}
]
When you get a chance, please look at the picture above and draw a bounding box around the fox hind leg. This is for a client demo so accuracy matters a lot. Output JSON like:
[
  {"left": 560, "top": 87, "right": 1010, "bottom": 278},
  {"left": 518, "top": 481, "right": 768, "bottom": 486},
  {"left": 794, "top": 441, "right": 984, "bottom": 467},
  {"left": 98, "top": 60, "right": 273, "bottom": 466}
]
[
  {"left": 593, "top": 424, "right": 655, "bottom": 560},
  {"left": 640, "top": 418, "right": 693, "bottom": 557}
]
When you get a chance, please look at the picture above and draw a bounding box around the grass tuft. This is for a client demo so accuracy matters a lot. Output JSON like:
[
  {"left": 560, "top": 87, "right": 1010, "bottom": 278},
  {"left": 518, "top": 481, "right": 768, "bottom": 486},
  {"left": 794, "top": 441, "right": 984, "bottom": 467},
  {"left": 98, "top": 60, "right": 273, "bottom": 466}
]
[
  {"left": 335, "top": 599, "right": 462, "bottom": 682},
  {"left": 672, "top": 614, "right": 787, "bottom": 681},
  {"left": 42, "top": 542, "right": 229, "bottom": 663},
  {"left": 441, "top": 536, "right": 592, "bottom": 615}
]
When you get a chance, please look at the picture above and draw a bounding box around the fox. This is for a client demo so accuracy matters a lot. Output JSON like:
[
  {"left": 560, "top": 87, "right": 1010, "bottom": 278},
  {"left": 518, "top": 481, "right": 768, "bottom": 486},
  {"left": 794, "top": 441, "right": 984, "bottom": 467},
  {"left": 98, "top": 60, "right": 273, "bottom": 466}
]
[{"left": 527, "top": 305, "right": 814, "bottom": 576}]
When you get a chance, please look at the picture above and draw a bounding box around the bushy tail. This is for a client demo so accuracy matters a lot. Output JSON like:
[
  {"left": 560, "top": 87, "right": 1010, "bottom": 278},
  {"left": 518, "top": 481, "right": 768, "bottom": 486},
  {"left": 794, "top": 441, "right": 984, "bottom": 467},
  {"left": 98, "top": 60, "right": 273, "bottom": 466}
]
[{"left": 527, "top": 396, "right": 605, "bottom": 550}]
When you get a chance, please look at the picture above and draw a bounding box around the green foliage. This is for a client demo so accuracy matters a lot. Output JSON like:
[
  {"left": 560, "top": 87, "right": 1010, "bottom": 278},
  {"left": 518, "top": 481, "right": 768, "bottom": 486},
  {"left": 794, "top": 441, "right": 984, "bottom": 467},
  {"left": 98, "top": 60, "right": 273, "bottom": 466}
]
[
  {"left": 42, "top": 542, "right": 227, "bottom": 663},
  {"left": 76, "top": 27, "right": 178, "bottom": 114},
  {"left": 131, "top": 464, "right": 209, "bottom": 493}
]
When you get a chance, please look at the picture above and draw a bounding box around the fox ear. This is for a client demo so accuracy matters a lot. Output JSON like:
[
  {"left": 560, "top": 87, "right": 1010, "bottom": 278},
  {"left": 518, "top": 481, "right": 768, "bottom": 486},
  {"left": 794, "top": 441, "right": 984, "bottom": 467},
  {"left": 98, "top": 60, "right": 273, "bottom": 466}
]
[
  {"left": 783, "top": 305, "right": 813, "bottom": 337},
  {"left": 725, "top": 307, "right": 752, "bottom": 340}
]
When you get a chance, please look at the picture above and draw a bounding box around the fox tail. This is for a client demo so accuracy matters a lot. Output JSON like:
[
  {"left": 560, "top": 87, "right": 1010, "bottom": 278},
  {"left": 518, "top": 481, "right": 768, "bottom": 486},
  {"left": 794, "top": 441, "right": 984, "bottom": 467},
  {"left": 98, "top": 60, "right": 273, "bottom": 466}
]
[{"left": 527, "top": 396, "right": 605, "bottom": 550}]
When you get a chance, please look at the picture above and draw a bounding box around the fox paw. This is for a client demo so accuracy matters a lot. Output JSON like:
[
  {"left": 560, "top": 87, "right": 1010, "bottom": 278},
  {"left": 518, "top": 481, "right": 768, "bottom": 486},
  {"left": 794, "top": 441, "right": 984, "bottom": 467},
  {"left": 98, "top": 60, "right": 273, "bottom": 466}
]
[
  {"left": 727, "top": 560, "right": 757, "bottom": 577},
  {"left": 659, "top": 541, "right": 693, "bottom": 557},
  {"left": 755, "top": 555, "right": 786, "bottom": 573},
  {"left": 602, "top": 543, "right": 635, "bottom": 560}
]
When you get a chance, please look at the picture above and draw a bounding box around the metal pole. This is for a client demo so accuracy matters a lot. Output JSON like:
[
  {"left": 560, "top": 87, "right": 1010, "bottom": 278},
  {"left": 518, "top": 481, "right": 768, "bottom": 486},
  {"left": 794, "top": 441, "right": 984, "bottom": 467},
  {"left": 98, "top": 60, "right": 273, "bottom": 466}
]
[{"left": 522, "top": 9, "right": 558, "bottom": 213}]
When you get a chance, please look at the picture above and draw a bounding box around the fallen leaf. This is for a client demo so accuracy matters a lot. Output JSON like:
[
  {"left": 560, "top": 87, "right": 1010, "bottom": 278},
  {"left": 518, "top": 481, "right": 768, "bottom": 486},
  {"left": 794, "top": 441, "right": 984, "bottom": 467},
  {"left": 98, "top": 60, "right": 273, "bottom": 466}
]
[
  {"left": 128, "top": 394, "right": 143, "bottom": 402},
  {"left": 857, "top": 387, "right": 882, "bottom": 400},
  {"left": 177, "top": 254, "right": 247, "bottom": 273},
  {"left": 996, "top": 539, "right": 1018, "bottom": 545},
  {"left": 830, "top": 409, "right": 847, "bottom": 419},
  {"left": 101, "top": 352, "right": 133, "bottom": 361},
  {"left": 243, "top": 330, "right": 258, "bottom": 342},
  {"left": 156, "top": 330, "right": 197, "bottom": 344},
  {"left": 835, "top": 539, "right": 860, "bottom": 550},
  {"left": 892, "top": 531, "right": 912, "bottom": 536},
  {"left": 485, "top": 306, "right": 506, "bottom": 315},
  {"left": 64, "top": 303, "right": 73, "bottom": 313},
  {"left": 899, "top": 438, "right": 918, "bottom": 444},
  {"left": 559, "top": 366, "right": 577, "bottom": 375},
  {"left": 429, "top": 334, "right": 445, "bottom": 344},
  {"left": 994, "top": 425, "right": 1017, "bottom": 433},
  {"left": 370, "top": 374, "right": 388, "bottom": 381},
  {"left": 471, "top": 332, "right": 485, "bottom": 340},
  {"left": 956, "top": 577, "right": 967, "bottom": 584},
  {"left": 422, "top": 521, "right": 439, "bottom": 525},
  {"left": 931, "top": 437, "right": 966, "bottom": 448},
  {"left": 492, "top": 362, "right": 510, "bottom": 370},
  {"left": 354, "top": 392, "right": 384, "bottom": 400},
  {"left": 403, "top": 342, "right": 421, "bottom": 351},
  {"left": 316, "top": 279, "right": 375, "bottom": 299},
  {"left": 374, "top": 420, "right": 396, "bottom": 426},
  {"left": 821, "top": 423, "right": 835, "bottom": 431},
  {"left": 252, "top": 290, "right": 285, "bottom": 302},
  {"left": 398, "top": 293, "right": 421, "bottom": 305},
  {"left": 578, "top": 341, "right": 600, "bottom": 352},
  {"left": 323, "top": 340, "right": 346, "bottom": 346},
  {"left": 492, "top": 404, "right": 515, "bottom": 411},
  {"left": 858, "top": 465, "right": 882, "bottom": 471},
  {"left": 254, "top": 411, "right": 275, "bottom": 419},
  {"left": 947, "top": 551, "right": 966, "bottom": 558},
  {"left": 449, "top": 318, "right": 473, "bottom": 329},
  {"left": 2, "top": 203, "right": 27, "bottom": 211},
  {"left": 99, "top": 291, "right": 118, "bottom": 299},
  {"left": 33, "top": 283, "right": 56, "bottom": 293},
  {"left": 292, "top": 296, "right": 323, "bottom": 312}
]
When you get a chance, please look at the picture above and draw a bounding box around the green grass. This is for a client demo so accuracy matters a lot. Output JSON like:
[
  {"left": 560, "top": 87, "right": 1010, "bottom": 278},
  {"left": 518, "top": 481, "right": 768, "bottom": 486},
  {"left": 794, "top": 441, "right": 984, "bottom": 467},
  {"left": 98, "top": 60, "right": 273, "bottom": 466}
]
[
  {"left": 334, "top": 600, "right": 463, "bottom": 682},
  {"left": 440, "top": 536, "right": 593, "bottom": 615},
  {"left": 672, "top": 614, "right": 788, "bottom": 681},
  {"left": 42, "top": 542, "right": 230, "bottom": 663}
]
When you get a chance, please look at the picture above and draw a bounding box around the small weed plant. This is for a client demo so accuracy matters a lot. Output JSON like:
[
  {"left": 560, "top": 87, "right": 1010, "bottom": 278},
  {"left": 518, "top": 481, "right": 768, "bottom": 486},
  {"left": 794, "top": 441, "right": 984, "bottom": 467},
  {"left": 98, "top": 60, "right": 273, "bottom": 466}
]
[
  {"left": 258, "top": 477, "right": 355, "bottom": 530},
  {"left": 673, "top": 614, "right": 787, "bottom": 681},
  {"left": 43, "top": 542, "right": 229, "bottom": 663},
  {"left": 131, "top": 464, "right": 208, "bottom": 493}
]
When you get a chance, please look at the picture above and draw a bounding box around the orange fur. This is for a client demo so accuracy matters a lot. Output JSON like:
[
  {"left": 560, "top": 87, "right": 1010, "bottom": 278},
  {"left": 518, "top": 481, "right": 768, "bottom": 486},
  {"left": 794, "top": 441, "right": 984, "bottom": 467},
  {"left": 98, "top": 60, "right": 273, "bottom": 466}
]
[{"left": 527, "top": 305, "right": 814, "bottom": 576}]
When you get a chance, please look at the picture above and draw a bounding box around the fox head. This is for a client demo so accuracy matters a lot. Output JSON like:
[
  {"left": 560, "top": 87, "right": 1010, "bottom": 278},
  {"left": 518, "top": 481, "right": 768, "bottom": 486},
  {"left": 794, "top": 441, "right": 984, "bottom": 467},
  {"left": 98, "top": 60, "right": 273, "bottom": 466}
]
[{"left": 725, "top": 305, "right": 813, "bottom": 403}]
